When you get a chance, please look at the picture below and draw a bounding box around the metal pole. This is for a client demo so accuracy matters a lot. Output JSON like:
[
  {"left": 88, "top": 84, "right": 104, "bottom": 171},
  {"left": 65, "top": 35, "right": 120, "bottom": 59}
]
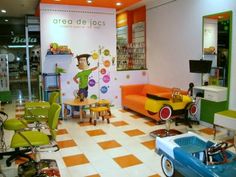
[{"left": 25, "top": 26, "right": 32, "bottom": 101}]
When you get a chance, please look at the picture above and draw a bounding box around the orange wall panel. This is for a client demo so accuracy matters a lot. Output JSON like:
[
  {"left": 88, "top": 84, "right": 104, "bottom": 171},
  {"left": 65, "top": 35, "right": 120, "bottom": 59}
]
[{"left": 132, "top": 6, "right": 146, "bottom": 23}]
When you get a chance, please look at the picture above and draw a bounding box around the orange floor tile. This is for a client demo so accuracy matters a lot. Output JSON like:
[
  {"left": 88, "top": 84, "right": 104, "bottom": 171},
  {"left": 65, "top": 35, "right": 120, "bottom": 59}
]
[
  {"left": 111, "top": 120, "right": 129, "bottom": 127},
  {"left": 57, "top": 129, "right": 68, "bottom": 135},
  {"left": 199, "top": 127, "right": 219, "bottom": 135},
  {"left": 145, "top": 121, "right": 157, "bottom": 126},
  {"left": 85, "top": 174, "right": 101, "bottom": 177},
  {"left": 86, "top": 129, "right": 106, "bottom": 136},
  {"left": 119, "top": 109, "right": 128, "bottom": 113},
  {"left": 97, "top": 140, "right": 122, "bottom": 150},
  {"left": 124, "top": 129, "right": 145, "bottom": 136},
  {"left": 57, "top": 139, "right": 77, "bottom": 149},
  {"left": 130, "top": 114, "right": 142, "bottom": 119},
  {"left": 149, "top": 174, "right": 161, "bottom": 177},
  {"left": 141, "top": 140, "right": 155, "bottom": 150},
  {"left": 63, "top": 154, "right": 89, "bottom": 167},
  {"left": 78, "top": 122, "right": 93, "bottom": 126},
  {"left": 113, "top": 154, "right": 143, "bottom": 168}
]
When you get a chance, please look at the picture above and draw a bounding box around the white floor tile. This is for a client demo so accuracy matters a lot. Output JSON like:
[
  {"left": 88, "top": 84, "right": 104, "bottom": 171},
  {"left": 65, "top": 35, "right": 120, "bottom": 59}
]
[{"left": 1, "top": 103, "right": 233, "bottom": 177}]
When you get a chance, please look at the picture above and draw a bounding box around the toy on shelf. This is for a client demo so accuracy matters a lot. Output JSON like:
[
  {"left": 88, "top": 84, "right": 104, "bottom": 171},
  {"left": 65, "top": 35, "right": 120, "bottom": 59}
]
[
  {"left": 156, "top": 132, "right": 236, "bottom": 177},
  {"left": 47, "top": 43, "right": 73, "bottom": 55}
]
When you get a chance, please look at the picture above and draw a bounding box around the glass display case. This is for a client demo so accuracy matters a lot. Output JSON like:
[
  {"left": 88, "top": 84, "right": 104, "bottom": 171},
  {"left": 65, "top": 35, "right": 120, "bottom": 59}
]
[
  {"left": 0, "top": 54, "right": 9, "bottom": 91},
  {"left": 117, "top": 22, "right": 146, "bottom": 71},
  {"left": 0, "top": 54, "right": 12, "bottom": 103}
]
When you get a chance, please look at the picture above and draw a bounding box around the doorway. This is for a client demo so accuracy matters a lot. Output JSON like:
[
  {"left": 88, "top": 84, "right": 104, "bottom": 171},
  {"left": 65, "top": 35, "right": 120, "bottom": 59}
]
[{"left": 0, "top": 17, "right": 40, "bottom": 102}]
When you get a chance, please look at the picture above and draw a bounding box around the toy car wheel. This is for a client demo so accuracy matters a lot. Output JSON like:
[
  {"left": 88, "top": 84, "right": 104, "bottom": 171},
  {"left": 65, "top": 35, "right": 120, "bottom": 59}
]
[
  {"left": 189, "top": 103, "right": 197, "bottom": 116},
  {"left": 161, "top": 155, "right": 175, "bottom": 177},
  {"left": 159, "top": 105, "right": 172, "bottom": 121}
]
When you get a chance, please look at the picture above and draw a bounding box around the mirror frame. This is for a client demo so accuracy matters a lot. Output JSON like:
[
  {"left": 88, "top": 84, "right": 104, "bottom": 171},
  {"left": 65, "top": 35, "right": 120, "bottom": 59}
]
[{"left": 202, "top": 10, "right": 232, "bottom": 107}]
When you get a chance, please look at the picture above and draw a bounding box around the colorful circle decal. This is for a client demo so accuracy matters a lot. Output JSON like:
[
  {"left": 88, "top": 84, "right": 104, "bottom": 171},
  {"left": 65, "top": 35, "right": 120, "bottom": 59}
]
[
  {"left": 92, "top": 52, "right": 99, "bottom": 60},
  {"left": 103, "top": 49, "right": 110, "bottom": 56},
  {"left": 103, "top": 60, "right": 111, "bottom": 68},
  {"left": 126, "top": 75, "right": 130, "bottom": 79},
  {"left": 100, "top": 86, "right": 108, "bottom": 94},
  {"left": 67, "top": 81, "right": 70, "bottom": 84},
  {"left": 90, "top": 94, "right": 98, "bottom": 100},
  {"left": 100, "top": 68, "right": 106, "bottom": 75},
  {"left": 88, "top": 79, "right": 96, "bottom": 87},
  {"left": 103, "top": 75, "right": 110, "bottom": 83}
]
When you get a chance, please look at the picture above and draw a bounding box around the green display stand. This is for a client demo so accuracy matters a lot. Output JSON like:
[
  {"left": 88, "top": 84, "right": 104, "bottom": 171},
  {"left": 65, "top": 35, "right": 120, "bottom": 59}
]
[
  {"left": 200, "top": 99, "right": 227, "bottom": 124},
  {"left": 0, "top": 91, "right": 12, "bottom": 103}
]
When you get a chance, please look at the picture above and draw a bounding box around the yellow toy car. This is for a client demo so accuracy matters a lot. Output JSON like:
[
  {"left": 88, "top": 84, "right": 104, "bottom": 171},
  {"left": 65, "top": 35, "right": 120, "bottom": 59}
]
[{"left": 145, "top": 89, "right": 197, "bottom": 137}]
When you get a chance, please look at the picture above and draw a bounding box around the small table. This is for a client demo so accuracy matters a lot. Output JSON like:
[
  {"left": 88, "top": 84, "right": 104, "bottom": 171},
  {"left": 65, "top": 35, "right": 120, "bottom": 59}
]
[{"left": 63, "top": 98, "right": 97, "bottom": 122}]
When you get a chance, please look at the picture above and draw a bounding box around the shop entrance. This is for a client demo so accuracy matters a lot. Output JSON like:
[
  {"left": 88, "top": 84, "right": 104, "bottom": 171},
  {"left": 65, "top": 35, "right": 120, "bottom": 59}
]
[{"left": 0, "top": 16, "right": 40, "bottom": 102}]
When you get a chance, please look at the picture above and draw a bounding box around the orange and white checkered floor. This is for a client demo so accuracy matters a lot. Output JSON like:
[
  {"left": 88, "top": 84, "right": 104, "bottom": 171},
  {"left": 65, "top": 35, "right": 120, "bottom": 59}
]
[{"left": 0, "top": 102, "right": 235, "bottom": 177}]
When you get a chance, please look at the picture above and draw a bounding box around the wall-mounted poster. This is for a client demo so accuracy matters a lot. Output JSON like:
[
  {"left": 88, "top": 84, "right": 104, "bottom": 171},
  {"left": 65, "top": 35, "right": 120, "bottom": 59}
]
[{"left": 40, "top": 4, "right": 116, "bottom": 105}]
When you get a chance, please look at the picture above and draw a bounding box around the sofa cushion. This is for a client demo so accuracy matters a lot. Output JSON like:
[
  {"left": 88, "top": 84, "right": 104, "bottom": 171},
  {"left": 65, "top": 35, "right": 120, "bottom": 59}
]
[
  {"left": 124, "top": 95, "right": 147, "bottom": 108},
  {"left": 141, "top": 85, "right": 171, "bottom": 96}
]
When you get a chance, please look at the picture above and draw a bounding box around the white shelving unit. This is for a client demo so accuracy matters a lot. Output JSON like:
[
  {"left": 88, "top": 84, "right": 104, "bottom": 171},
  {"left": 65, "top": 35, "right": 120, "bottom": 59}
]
[
  {"left": 0, "top": 54, "right": 9, "bottom": 91},
  {"left": 116, "top": 22, "right": 146, "bottom": 70}
]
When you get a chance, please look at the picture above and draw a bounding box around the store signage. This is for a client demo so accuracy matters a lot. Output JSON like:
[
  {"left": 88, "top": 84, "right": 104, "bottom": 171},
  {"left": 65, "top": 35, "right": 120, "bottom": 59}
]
[
  {"left": 52, "top": 18, "right": 106, "bottom": 28},
  {"left": 11, "top": 36, "right": 37, "bottom": 44}
]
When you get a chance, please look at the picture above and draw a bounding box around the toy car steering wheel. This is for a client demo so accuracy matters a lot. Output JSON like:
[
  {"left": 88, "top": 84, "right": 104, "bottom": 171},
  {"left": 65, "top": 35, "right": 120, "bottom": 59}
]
[{"left": 207, "top": 142, "right": 228, "bottom": 156}]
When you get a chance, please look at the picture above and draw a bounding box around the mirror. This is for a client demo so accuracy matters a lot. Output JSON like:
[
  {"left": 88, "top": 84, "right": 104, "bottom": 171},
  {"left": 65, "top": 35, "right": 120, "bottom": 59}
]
[{"left": 203, "top": 11, "right": 232, "bottom": 87}]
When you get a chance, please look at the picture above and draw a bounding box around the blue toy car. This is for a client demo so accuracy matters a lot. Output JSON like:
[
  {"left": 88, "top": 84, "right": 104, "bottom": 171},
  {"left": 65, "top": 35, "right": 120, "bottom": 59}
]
[{"left": 156, "top": 132, "right": 236, "bottom": 177}]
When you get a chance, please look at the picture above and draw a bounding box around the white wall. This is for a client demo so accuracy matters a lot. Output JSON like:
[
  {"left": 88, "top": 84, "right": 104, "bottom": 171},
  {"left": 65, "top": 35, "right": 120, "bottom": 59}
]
[
  {"left": 40, "top": 4, "right": 148, "bottom": 107},
  {"left": 146, "top": 0, "right": 236, "bottom": 109}
]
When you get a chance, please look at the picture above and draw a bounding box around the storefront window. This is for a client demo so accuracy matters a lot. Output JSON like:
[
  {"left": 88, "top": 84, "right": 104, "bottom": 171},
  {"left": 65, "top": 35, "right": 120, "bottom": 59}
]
[{"left": 0, "top": 17, "right": 40, "bottom": 101}]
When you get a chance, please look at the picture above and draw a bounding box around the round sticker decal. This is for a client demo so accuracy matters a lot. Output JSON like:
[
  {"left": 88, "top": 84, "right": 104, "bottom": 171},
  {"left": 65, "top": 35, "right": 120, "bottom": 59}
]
[
  {"left": 103, "top": 49, "right": 110, "bottom": 56},
  {"left": 90, "top": 94, "right": 98, "bottom": 100},
  {"left": 100, "top": 68, "right": 106, "bottom": 75},
  {"left": 103, "top": 75, "right": 110, "bottom": 83},
  {"left": 92, "top": 52, "right": 99, "bottom": 60},
  {"left": 103, "top": 60, "right": 111, "bottom": 68},
  {"left": 100, "top": 86, "right": 108, "bottom": 94},
  {"left": 88, "top": 79, "right": 96, "bottom": 87}
]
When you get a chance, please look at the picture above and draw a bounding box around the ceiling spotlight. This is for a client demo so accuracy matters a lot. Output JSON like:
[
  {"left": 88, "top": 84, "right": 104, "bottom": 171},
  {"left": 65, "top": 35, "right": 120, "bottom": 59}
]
[
  {"left": 87, "top": 0, "right": 93, "bottom": 3},
  {"left": 4, "top": 19, "right": 8, "bottom": 22},
  {"left": 1, "top": 9, "right": 7, "bottom": 13},
  {"left": 116, "top": 2, "right": 122, "bottom": 6},
  {"left": 54, "top": 0, "right": 61, "bottom": 1}
]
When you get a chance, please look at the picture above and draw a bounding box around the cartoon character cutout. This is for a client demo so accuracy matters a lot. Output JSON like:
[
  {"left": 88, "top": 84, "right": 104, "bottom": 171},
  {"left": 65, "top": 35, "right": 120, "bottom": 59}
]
[{"left": 73, "top": 54, "right": 98, "bottom": 101}]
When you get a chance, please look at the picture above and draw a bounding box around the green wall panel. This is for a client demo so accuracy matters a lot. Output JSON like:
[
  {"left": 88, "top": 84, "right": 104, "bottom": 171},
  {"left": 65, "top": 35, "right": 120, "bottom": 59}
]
[{"left": 200, "top": 99, "right": 227, "bottom": 124}]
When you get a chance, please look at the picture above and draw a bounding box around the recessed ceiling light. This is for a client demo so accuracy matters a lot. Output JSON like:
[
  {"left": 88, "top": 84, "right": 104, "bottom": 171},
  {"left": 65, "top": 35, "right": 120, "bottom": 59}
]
[
  {"left": 87, "top": 0, "right": 93, "bottom": 3},
  {"left": 4, "top": 19, "right": 8, "bottom": 22},
  {"left": 116, "top": 2, "right": 122, "bottom": 6},
  {"left": 1, "top": 9, "right": 7, "bottom": 13},
  {"left": 218, "top": 16, "right": 224, "bottom": 19},
  {"left": 54, "top": 0, "right": 61, "bottom": 1}
]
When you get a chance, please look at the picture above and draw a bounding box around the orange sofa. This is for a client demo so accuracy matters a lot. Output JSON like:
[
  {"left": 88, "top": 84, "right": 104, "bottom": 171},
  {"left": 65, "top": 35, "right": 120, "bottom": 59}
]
[{"left": 120, "top": 84, "right": 187, "bottom": 122}]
